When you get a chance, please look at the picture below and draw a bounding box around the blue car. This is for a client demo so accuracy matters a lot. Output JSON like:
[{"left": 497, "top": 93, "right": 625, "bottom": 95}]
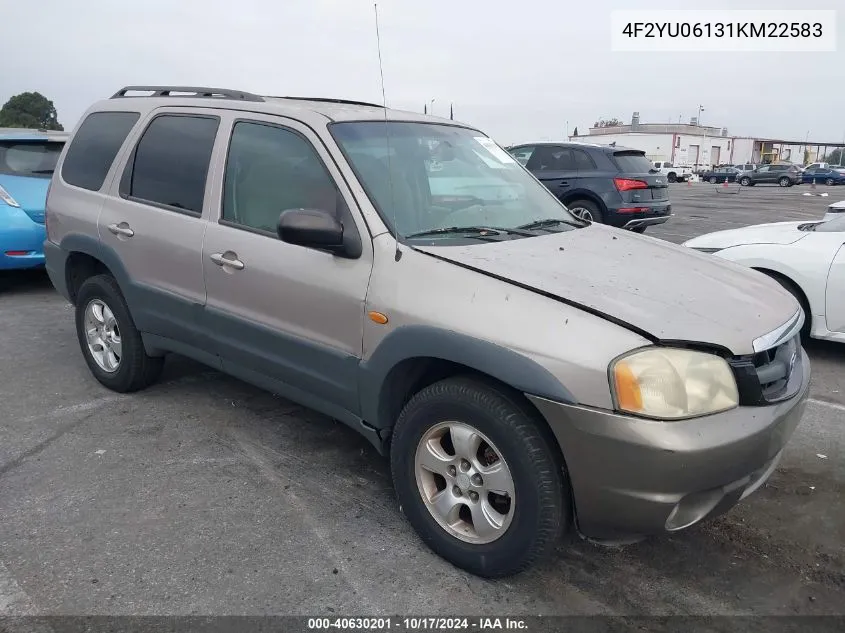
[
  {"left": 0, "top": 129, "right": 67, "bottom": 270},
  {"left": 801, "top": 167, "right": 845, "bottom": 186}
]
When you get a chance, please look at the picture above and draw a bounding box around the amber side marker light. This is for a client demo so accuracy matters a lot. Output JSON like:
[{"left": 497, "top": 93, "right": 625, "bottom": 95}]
[
  {"left": 368, "top": 311, "right": 389, "bottom": 325},
  {"left": 613, "top": 361, "right": 643, "bottom": 412}
]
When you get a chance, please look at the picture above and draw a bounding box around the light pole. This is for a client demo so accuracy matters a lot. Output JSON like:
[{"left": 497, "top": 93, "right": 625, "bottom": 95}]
[
  {"left": 429, "top": 99, "right": 435, "bottom": 116},
  {"left": 698, "top": 105, "right": 705, "bottom": 170}
]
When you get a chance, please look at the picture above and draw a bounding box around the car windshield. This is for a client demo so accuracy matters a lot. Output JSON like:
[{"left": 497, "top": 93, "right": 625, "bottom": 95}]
[
  {"left": 0, "top": 140, "right": 64, "bottom": 179},
  {"left": 329, "top": 121, "right": 579, "bottom": 241}
]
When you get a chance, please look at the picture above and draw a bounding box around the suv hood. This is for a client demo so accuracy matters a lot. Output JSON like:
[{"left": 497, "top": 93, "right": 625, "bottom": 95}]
[
  {"left": 414, "top": 225, "right": 798, "bottom": 356},
  {"left": 683, "top": 221, "right": 810, "bottom": 249}
]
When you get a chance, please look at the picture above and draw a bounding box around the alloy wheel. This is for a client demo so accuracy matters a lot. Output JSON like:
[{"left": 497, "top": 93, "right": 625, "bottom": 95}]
[{"left": 83, "top": 299, "right": 122, "bottom": 373}]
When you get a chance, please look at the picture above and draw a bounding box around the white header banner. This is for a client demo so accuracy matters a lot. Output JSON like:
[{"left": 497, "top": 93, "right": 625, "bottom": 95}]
[{"left": 610, "top": 10, "right": 837, "bottom": 52}]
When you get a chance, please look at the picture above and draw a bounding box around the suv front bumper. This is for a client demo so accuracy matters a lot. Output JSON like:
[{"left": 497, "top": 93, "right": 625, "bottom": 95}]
[{"left": 527, "top": 350, "right": 810, "bottom": 541}]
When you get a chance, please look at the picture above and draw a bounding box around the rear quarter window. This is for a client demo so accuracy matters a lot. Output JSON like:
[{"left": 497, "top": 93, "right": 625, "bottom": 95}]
[
  {"left": 611, "top": 151, "right": 654, "bottom": 173},
  {"left": 61, "top": 111, "right": 140, "bottom": 191}
]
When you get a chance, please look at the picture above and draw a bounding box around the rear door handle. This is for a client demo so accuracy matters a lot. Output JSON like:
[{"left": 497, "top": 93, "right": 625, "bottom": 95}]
[
  {"left": 209, "top": 252, "right": 245, "bottom": 271},
  {"left": 107, "top": 222, "right": 134, "bottom": 238}
]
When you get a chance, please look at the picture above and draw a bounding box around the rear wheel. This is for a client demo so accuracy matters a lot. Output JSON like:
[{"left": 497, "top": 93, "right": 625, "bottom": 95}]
[
  {"left": 667, "top": 173, "right": 677, "bottom": 183},
  {"left": 740, "top": 176, "right": 751, "bottom": 186},
  {"left": 75, "top": 274, "right": 164, "bottom": 392},
  {"left": 566, "top": 199, "right": 603, "bottom": 224},
  {"left": 778, "top": 177, "right": 791, "bottom": 187},
  {"left": 709, "top": 176, "right": 717, "bottom": 184},
  {"left": 826, "top": 178, "right": 835, "bottom": 186},
  {"left": 390, "top": 377, "right": 569, "bottom": 578}
]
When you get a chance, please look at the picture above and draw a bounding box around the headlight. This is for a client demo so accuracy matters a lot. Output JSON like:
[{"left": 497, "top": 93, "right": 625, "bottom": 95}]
[
  {"left": 610, "top": 347, "right": 739, "bottom": 420},
  {"left": 0, "top": 184, "right": 20, "bottom": 208}
]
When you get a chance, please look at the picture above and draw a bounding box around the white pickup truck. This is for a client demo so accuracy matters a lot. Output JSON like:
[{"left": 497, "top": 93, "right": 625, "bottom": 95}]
[{"left": 652, "top": 161, "right": 693, "bottom": 183}]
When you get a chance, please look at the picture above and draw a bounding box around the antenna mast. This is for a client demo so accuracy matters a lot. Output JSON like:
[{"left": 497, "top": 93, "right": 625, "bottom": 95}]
[{"left": 373, "top": 3, "right": 401, "bottom": 262}]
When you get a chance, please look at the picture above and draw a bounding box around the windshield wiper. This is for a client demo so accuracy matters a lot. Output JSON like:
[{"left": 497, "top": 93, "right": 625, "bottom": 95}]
[
  {"left": 517, "top": 218, "right": 583, "bottom": 231},
  {"left": 30, "top": 169, "right": 55, "bottom": 174},
  {"left": 404, "top": 225, "right": 533, "bottom": 240}
]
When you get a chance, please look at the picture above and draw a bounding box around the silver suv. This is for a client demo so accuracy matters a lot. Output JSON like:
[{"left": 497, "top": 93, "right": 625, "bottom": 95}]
[{"left": 44, "top": 86, "right": 810, "bottom": 578}]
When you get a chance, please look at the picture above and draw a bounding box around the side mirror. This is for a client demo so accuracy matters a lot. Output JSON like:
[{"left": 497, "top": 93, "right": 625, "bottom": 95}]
[{"left": 278, "top": 208, "right": 344, "bottom": 250}]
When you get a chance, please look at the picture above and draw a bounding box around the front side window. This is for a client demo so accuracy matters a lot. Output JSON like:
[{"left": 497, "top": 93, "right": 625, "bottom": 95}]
[
  {"left": 61, "top": 111, "right": 140, "bottom": 191},
  {"left": 124, "top": 114, "right": 219, "bottom": 213},
  {"left": 0, "top": 141, "right": 64, "bottom": 179},
  {"left": 330, "top": 122, "right": 578, "bottom": 241},
  {"left": 223, "top": 121, "right": 339, "bottom": 233},
  {"left": 526, "top": 146, "right": 575, "bottom": 171}
]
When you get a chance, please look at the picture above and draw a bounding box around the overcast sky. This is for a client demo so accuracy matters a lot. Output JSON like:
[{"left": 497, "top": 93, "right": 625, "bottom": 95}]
[{"left": 3, "top": 0, "right": 843, "bottom": 145}]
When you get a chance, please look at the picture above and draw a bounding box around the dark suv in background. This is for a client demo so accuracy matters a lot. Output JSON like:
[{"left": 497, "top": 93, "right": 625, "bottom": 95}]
[
  {"left": 738, "top": 164, "right": 802, "bottom": 187},
  {"left": 507, "top": 142, "right": 671, "bottom": 233}
]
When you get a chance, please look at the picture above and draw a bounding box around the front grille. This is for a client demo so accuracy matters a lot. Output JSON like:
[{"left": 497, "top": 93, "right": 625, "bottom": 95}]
[{"left": 729, "top": 335, "right": 802, "bottom": 406}]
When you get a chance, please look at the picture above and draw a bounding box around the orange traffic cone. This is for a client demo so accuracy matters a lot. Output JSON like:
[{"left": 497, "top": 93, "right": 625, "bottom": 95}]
[{"left": 687, "top": 177, "right": 692, "bottom": 187}]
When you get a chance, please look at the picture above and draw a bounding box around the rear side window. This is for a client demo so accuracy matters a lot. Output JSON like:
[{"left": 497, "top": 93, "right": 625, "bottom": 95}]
[
  {"left": 611, "top": 151, "right": 654, "bottom": 173},
  {"left": 61, "top": 111, "right": 140, "bottom": 191},
  {"left": 572, "top": 149, "right": 596, "bottom": 171},
  {"left": 0, "top": 141, "right": 64, "bottom": 179},
  {"left": 123, "top": 114, "right": 219, "bottom": 213}
]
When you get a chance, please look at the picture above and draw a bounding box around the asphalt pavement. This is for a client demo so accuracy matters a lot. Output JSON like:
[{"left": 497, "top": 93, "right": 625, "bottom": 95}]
[{"left": 0, "top": 183, "right": 842, "bottom": 618}]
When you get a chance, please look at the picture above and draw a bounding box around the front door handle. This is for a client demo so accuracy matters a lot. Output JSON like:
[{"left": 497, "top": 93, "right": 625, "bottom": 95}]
[
  {"left": 107, "top": 222, "right": 134, "bottom": 238},
  {"left": 209, "top": 252, "right": 245, "bottom": 271}
]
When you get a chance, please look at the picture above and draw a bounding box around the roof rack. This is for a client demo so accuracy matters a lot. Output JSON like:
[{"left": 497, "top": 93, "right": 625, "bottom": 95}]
[
  {"left": 267, "top": 96, "right": 385, "bottom": 109},
  {"left": 110, "top": 86, "right": 265, "bottom": 102}
]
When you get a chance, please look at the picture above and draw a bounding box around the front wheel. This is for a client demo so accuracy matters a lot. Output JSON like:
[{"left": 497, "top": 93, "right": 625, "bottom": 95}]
[
  {"left": 390, "top": 377, "right": 569, "bottom": 578},
  {"left": 779, "top": 177, "right": 791, "bottom": 187},
  {"left": 709, "top": 176, "right": 717, "bottom": 184},
  {"left": 667, "top": 173, "right": 677, "bottom": 183},
  {"left": 826, "top": 178, "right": 835, "bottom": 186},
  {"left": 740, "top": 177, "right": 751, "bottom": 186}
]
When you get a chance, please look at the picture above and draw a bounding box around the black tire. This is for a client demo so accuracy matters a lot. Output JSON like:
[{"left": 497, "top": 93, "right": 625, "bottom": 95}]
[
  {"left": 709, "top": 176, "right": 717, "bottom": 184},
  {"left": 740, "top": 177, "right": 751, "bottom": 186},
  {"left": 766, "top": 274, "right": 812, "bottom": 341},
  {"left": 390, "top": 377, "right": 569, "bottom": 578},
  {"left": 826, "top": 178, "right": 835, "bottom": 186},
  {"left": 566, "top": 199, "right": 603, "bottom": 224},
  {"left": 631, "top": 226, "right": 647, "bottom": 234},
  {"left": 778, "top": 177, "right": 791, "bottom": 187},
  {"left": 75, "top": 274, "right": 164, "bottom": 392},
  {"left": 667, "top": 173, "right": 677, "bottom": 183}
]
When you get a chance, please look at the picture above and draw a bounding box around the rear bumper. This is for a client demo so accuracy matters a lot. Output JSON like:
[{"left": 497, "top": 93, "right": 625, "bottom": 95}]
[
  {"left": 606, "top": 203, "right": 672, "bottom": 229},
  {"left": 43, "top": 239, "right": 71, "bottom": 301},
  {"left": 0, "top": 211, "right": 46, "bottom": 270},
  {"left": 527, "top": 350, "right": 810, "bottom": 541}
]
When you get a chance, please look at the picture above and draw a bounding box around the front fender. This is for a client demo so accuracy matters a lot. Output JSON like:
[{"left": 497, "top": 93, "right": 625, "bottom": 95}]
[{"left": 358, "top": 325, "right": 576, "bottom": 429}]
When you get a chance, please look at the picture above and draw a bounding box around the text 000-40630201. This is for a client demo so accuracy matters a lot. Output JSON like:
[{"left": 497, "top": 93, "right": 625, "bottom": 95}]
[{"left": 610, "top": 10, "right": 837, "bottom": 52}]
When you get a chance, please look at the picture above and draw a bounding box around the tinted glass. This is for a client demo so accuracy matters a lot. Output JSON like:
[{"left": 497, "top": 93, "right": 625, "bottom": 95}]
[
  {"left": 0, "top": 141, "right": 64, "bottom": 179},
  {"left": 508, "top": 146, "right": 535, "bottom": 166},
  {"left": 127, "top": 115, "right": 219, "bottom": 213},
  {"left": 61, "top": 111, "right": 139, "bottom": 191},
  {"left": 526, "top": 146, "right": 575, "bottom": 171},
  {"left": 223, "top": 121, "right": 338, "bottom": 232},
  {"left": 331, "top": 121, "right": 577, "bottom": 240},
  {"left": 572, "top": 149, "right": 596, "bottom": 170},
  {"left": 611, "top": 151, "right": 654, "bottom": 173}
]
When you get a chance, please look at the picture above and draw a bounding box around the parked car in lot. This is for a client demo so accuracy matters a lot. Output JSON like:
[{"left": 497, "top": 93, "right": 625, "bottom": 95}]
[
  {"left": 738, "top": 164, "right": 802, "bottom": 187},
  {"left": 685, "top": 215, "right": 845, "bottom": 344},
  {"left": 651, "top": 160, "right": 693, "bottom": 183},
  {"left": 506, "top": 141, "right": 672, "bottom": 233},
  {"left": 0, "top": 129, "right": 67, "bottom": 269},
  {"left": 802, "top": 167, "right": 845, "bottom": 186},
  {"left": 823, "top": 200, "right": 845, "bottom": 221},
  {"left": 45, "top": 86, "right": 809, "bottom": 578},
  {"left": 700, "top": 167, "right": 741, "bottom": 184}
]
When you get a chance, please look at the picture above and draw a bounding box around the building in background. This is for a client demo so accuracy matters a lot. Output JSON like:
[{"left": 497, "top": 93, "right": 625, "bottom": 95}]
[{"left": 572, "top": 113, "right": 844, "bottom": 169}]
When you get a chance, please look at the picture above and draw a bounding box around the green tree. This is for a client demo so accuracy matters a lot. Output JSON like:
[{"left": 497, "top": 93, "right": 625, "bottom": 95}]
[
  {"left": 593, "top": 118, "right": 623, "bottom": 128},
  {"left": 825, "top": 148, "right": 843, "bottom": 165},
  {"left": 0, "top": 92, "right": 63, "bottom": 131}
]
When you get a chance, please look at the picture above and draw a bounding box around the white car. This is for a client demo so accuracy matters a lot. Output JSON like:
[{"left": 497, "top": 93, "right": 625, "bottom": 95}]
[
  {"left": 683, "top": 214, "right": 845, "bottom": 344},
  {"left": 824, "top": 200, "right": 845, "bottom": 221}
]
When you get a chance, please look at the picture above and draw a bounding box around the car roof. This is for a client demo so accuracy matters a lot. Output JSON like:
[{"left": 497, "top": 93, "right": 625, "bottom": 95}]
[
  {"left": 508, "top": 140, "right": 642, "bottom": 153},
  {"left": 0, "top": 127, "right": 69, "bottom": 142},
  {"left": 80, "top": 87, "right": 470, "bottom": 129}
]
